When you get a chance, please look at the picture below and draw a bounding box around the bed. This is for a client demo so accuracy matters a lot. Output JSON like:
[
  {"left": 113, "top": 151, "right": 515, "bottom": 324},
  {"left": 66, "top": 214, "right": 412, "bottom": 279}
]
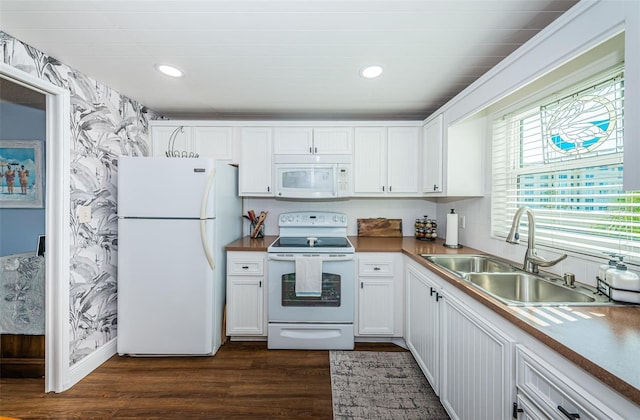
[{"left": 0, "top": 252, "right": 45, "bottom": 377}]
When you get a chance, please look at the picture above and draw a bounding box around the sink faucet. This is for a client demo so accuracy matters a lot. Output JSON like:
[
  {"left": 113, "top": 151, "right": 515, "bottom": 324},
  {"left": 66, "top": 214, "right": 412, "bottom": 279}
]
[{"left": 505, "top": 206, "right": 567, "bottom": 274}]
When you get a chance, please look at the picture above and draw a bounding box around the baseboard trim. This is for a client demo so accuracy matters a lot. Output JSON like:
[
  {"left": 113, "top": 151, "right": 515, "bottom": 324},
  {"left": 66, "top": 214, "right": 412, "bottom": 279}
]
[
  {"left": 66, "top": 338, "right": 116, "bottom": 390},
  {"left": 355, "top": 337, "right": 408, "bottom": 349}
]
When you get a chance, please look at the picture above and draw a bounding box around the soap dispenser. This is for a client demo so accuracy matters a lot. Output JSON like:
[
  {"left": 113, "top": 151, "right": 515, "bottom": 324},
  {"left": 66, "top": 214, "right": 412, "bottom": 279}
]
[
  {"left": 605, "top": 256, "right": 640, "bottom": 304},
  {"left": 598, "top": 254, "right": 619, "bottom": 282}
]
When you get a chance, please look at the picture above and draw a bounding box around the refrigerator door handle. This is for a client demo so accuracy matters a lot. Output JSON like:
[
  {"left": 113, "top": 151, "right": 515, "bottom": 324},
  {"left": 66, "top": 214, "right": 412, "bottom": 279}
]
[{"left": 200, "top": 166, "right": 217, "bottom": 270}]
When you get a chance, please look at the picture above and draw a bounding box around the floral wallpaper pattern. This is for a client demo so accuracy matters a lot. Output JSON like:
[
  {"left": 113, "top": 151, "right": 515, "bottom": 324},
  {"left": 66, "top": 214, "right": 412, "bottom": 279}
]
[{"left": 1, "top": 31, "right": 156, "bottom": 365}]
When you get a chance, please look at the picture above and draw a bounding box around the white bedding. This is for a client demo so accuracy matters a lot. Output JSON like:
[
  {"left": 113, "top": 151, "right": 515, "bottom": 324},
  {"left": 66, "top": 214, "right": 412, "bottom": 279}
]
[{"left": 0, "top": 252, "right": 45, "bottom": 335}]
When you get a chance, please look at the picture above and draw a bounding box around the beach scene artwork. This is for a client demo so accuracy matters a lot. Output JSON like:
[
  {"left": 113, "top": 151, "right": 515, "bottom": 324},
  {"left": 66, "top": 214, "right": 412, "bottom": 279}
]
[{"left": 0, "top": 140, "right": 43, "bottom": 208}]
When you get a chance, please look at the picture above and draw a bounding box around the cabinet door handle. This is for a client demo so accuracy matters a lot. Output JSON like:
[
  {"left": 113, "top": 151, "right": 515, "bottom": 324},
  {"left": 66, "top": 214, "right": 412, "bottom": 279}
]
[
  {"left": 242, "top": 266, "right": 249, "bottom": 269},
  {"left": 361, "top": 282, "right": 364, "bottom": 289},
  {"left": 314, "top": 147, "right": 317, "bottom": 154},
  {"left": 382, "top": 186, "right": 385, "bottom": 192},
  {"left": 512, "top": 403, "right": 524, "bottom": 418},
  {"left": 557, "top": 406, "right": 580, "bottom": 419},
  {"left": 309, "top": 146, "right": 313, "bottom": 153},
  {"left": 267, "top": 186, "right": 270, "bottom": 192},
  {"left": 430, "top": 287, "right": 436, "bottom": 296},
  {"left": 259, "top": 281, "right": 262, "bottom": 288},
  {"left": 435, "top": 292, "right": 443, "bottom": 302},
  {"left": 433, "top": 184, "right": 438, "bottom": 191},
  {"left": 389, "top": 186, "right": 392, "bottom": 192},
  {"left": 373, "top": 267, "right": 381, "bottom": 271}
]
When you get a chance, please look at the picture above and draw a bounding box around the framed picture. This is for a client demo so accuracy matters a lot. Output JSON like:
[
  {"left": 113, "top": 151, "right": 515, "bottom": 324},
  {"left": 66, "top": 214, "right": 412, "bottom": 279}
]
[
  {"left": 0, "top": 140, "right": 43, "bottom": 208},
  {"left": 37, "top": 235, "right": 46, "bottom": 257}
]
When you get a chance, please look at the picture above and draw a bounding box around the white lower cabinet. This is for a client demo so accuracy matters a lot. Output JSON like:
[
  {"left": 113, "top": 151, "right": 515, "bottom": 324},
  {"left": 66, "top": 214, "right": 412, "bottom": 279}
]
[
  {"left": 405, "top": 258, "right": 514, "bottom": 420},
  {"left": 405, "top": 256, "right": 640, "bottom": 420},
  {"left": 356, "top": 253, "right": 403, "bottom": 337},
  {"left": 515, "top": 344, "right": 623, "bottom": 420},
  {"left": 226, "top": 252, "right": 267, "bottom": 336},
  {"left": 440, "top": 291, "right": 515, "bottom": 420},
  {"left": 405, "top": 262, "right": 442, "bottom": 394}
]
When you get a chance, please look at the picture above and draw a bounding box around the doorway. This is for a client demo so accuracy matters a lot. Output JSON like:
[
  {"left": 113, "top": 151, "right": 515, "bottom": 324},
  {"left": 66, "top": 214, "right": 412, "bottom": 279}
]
[
  {"left": 0, "top": 77, "right": 46, "bottom": 378},
  {"left": 0, "top": 62, "right": 71, "bottom": 392}
]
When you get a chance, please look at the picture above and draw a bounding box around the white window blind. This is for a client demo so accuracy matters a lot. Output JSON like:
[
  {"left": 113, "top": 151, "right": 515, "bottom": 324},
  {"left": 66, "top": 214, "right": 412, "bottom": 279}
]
[{"left": 492, "top": 64, "right": 640, "bottom": 264}]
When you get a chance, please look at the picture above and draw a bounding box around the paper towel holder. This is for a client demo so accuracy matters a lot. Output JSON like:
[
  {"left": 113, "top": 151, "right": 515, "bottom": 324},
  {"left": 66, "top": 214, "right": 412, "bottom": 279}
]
[{"left": 444, "top": 208, "right": 463, "bottom": 249}]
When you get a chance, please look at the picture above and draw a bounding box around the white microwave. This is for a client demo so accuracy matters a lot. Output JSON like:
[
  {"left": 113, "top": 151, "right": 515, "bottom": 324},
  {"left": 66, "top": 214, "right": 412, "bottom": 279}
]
[{"left": 273, "top": 156, "right": 352, "bottom": 199}]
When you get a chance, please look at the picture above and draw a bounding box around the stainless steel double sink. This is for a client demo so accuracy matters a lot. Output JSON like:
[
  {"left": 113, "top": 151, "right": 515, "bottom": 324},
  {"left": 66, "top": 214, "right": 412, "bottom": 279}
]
[{"left": 422, "top": 254, "right": 612, "bottom": 306}]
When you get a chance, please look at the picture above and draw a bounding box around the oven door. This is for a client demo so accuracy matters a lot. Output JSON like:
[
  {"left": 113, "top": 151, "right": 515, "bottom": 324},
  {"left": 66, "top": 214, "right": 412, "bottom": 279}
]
[{"left": 267, "top": 253, "right": 355, "bottom": 323}]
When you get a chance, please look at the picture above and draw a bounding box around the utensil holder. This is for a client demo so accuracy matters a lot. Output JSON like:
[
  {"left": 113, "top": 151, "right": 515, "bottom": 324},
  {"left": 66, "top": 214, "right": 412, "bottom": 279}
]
[{"left": 250, "top": 220, "right": 264, "bottom": 239}]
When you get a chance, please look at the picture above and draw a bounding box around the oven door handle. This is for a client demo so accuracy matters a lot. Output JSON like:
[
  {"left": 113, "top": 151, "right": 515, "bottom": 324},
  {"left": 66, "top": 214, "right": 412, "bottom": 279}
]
[{"left": 268, "top": 254, "right": 355, "bottom": 262}]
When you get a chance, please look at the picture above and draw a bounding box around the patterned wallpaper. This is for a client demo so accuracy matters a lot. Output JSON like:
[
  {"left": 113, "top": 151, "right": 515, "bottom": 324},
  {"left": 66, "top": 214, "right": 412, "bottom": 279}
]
[{"left": 1, "top": 31, "right": 156, "bottom": 365}]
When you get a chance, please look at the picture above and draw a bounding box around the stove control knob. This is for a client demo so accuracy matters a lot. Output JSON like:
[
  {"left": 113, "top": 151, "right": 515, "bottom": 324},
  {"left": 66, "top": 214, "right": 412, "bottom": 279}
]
[
  {"left": 340, "top": 215, "right": 347, "bottom": 223},
  {"left": 287, "top": 215, "right": 295, "bottom": 223}
]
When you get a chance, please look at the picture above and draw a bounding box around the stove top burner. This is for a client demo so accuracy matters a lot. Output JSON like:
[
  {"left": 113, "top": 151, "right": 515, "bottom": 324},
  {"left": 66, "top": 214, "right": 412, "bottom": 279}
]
[{"left": 271, "top": 236, "right": 351, "bottom": 249}]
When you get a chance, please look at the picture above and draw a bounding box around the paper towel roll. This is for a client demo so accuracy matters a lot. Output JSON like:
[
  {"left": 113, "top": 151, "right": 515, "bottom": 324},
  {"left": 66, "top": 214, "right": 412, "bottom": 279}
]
[{"left": 445, "top": 210, "right": 458, "bottom": 246}]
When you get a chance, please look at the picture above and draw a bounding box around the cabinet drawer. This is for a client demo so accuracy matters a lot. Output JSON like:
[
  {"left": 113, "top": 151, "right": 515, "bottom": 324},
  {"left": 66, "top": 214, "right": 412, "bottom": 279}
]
[
  {"left": 516, "top": 345, "right": 620, "bottom": 420},
  {"left": 228, "top": 259, "right": 264, "bottom": 276},
  {"left": 358, "top": 260, "right": 394, "bottom": 276}
]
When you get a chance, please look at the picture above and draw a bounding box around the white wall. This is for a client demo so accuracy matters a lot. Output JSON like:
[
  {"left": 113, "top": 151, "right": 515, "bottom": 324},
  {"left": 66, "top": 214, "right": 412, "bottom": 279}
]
[{"left": 243, "top": 197, "right": 437, "bottom": 237}]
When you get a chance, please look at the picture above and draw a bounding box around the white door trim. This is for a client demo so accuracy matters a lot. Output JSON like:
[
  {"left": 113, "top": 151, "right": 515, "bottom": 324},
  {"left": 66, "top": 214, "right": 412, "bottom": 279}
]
[{"left": 0, "top": 62, "right": 71, "bottom": 393}]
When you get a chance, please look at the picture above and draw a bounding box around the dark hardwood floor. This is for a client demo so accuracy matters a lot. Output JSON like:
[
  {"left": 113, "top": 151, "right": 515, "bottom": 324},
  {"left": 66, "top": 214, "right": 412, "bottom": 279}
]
[{"left": 0, "top": 341, "right": 405, "bottom": 419}]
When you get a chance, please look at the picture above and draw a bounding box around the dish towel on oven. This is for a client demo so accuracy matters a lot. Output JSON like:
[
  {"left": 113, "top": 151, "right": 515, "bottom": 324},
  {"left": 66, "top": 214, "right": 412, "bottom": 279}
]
[{"left": 295, "top": 255, "right": 323, "bottom": 297}]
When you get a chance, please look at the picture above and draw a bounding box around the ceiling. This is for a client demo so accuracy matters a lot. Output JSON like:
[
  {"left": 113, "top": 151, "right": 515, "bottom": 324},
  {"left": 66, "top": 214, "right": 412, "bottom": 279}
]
[{"left": 0, "top": 0, "right": 579, "bottom": 120}]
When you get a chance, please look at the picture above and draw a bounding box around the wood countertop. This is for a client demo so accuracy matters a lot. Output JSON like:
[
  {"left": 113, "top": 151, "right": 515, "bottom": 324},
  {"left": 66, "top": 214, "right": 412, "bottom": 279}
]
[{"left": 226, "top": 235, "right": 640, "bottom": 406}]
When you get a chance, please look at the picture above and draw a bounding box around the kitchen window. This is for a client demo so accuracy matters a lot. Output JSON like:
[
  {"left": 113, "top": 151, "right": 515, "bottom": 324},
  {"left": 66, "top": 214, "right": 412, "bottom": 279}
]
[{"left": 491, "top": 64, "right": 640, "bottom": 264}]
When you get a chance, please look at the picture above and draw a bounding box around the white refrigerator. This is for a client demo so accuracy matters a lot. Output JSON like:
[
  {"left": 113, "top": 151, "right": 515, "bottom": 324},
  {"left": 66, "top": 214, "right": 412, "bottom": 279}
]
[{"left": 117, "top": 156, "right": 240, "bottom": 356}]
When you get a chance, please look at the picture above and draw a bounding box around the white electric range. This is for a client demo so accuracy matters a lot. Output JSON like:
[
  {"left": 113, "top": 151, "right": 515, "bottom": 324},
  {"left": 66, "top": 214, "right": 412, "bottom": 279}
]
[{"left": 267, "top": 211, "right": 355, "bottom": 350}]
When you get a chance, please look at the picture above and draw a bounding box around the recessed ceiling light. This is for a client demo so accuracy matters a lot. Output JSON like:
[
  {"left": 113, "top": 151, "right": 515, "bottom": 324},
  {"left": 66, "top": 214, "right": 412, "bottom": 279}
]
[
  {"left": 155, "top": 64, "right": 184, "bottom": 78},
  {"left": 360, "top": 65, "right": 383, "bottom": 79}
]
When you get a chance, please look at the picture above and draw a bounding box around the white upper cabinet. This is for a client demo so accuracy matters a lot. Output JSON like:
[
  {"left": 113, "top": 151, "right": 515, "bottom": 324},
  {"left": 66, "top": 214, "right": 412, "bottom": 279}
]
[
  {"left": 273, "top": 127, "right": 353, "bottom": 155},
  {"left": 192, "top": 127, "right": 234, "bottom": 161},
  {"left": 421, "top": 114, "right": 483, "bottom": 197},
  {"left": 354, "top": 126, "right": 420, "bottom": 196},
  {"left": 353, "top": 127, "right": 387, "bottom": 194},
  {"left": 387, "top": 127, "right": 420, "bottom": 194},
  {"left": 238, "top": 127, "right": 274, "bottom": 197},
  {"left": 422, "top": 115, "right": 443, "bottom": 193},
  {"left": 150, "top": 125, "right": 194, "bottom": 158},
  {"left": 150, "top": 124, "right": 234, "bottom": 161}
]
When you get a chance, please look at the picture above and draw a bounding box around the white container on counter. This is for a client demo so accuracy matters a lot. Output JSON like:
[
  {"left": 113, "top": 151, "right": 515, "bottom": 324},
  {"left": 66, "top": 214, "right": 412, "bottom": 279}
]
[
  {"left": 605, "top": 262, "right": 640, "bottom": 304},
  {"left": 598, "top": 255, "right": 618, "bottom": 281}
]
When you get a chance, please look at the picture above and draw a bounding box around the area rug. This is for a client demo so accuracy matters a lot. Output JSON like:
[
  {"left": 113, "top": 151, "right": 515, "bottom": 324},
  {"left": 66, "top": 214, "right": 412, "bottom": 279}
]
[{"left": 330, "top": 351, "right": 449, "bottom": 420}]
